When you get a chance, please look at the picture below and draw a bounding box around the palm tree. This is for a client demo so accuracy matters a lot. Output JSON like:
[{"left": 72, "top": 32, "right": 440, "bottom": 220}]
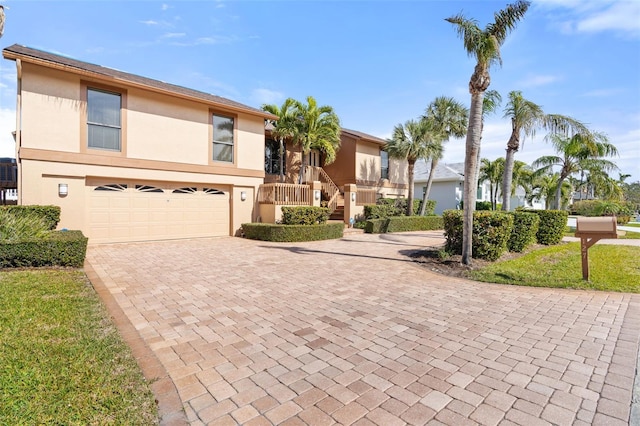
[
  {"left": 529, "top": 171, "right": 572, "bottom": 209},
  {"left": 418, "top": 96, "right": 468, "bottom": 215},
  {"left": 479, "top": 157, "right": 504, "bottom": 210},
  {"left": 289, "top": 96, "right": 341, "bottom": 182},
  {"left": 446, "top": 0, "right": 530, "bottom": 264},
  {"left": 386, "top": 119, "right": 440, "bottom": 216},
  {"left": 262, "top": 98, "right": 297, "bottom": 183},
  {"left": 500, "top": 90, "right": 588, "bottom": 211},
  {"left": 533, "top": 132, "right": 619, "bottom": 209}
]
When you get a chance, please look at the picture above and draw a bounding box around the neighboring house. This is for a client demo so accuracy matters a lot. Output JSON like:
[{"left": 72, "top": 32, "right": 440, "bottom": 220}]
[
  {"left": 412, "top": 160, "right": 491, "bottom": 215},
  {"left": 261, "top": 127, "right": 408, "bottom": 221},
  {"left": 3, "top": 44, "right": 277, "bottom": 243},
  {"left": 0, "top": 157, "right": 17, "bottom": 205},
  {"left": 413, "top": 159, "right": 545, "bottom": 214}
]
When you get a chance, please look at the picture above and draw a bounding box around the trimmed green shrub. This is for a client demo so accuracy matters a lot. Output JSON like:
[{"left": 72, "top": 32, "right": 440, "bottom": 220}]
[
  {"left": 0, "top": 205, "right": 61, "bottom": 230},
  {"left": 508, "top": 211, "right": 540, "bottom": 253},
  {"left": 241, "top": 223, "right": 343, "bottom": 242},
  {"left": 571, "top": 200, "right": 600, "bottom": 216},
  {"left": 364, "top": 215, "right": 444, "bottom": 234},
  {"left": 364, "top": 198, "right": 431, "bottom": 219},
  {"left": 533, "top": 210, "right": 568, "bottom": 245},
  {"left": 443, "top": 210, "right": 514, "bottom": 261},
  {"left": 281, "top": 206, "right": 329, "bottom": 225},
  {"left": 0, "top": 230, "right": 88, "bottom": 268},
  {"left": 476, "top": 201, "right": 492, "bottom": 211},
  {"left": 0, "top": 209, "right": 49, "bottom": 242}
]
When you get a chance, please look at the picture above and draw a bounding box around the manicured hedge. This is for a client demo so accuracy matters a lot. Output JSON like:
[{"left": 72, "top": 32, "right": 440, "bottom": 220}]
[
  {"left": 365, "top": 216, "right": 444, "bottom": 234},
  {"left": 363, "top": 198, "right": 432, "bottom": 219},
  {"left": 241, "top": 223, "right": 343, "bottom": 242},
  {"left": 533, "top": 210, "right": 568, "bottom": 245},
  {"left": 281, "top": 206, "right": 330, "bottom": 225},
  {"left": 0, "top": 205, "right": 61, "bottom": 230},
  {"left": 0, "top": 230, "right": 88, "bottom": 268},
  {"left": 508, "top": 211, "right": 540, "bottom": 253},
  {"left": 443, "top": 210, "right": 514, "bottom": 261}
]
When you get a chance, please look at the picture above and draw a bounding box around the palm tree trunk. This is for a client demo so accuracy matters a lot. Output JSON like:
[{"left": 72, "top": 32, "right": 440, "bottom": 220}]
[
  {"left": 554, "top": 175, "right": 566, "bottom": 210},
  {"left": 419, "top": 159, "right": 438, "bottom": 215},
  {"left": 407, "top": 160, "right": 415, "bottom": 216},
  {"left": 502, "top": 148, "right": 516, "bottom": 211},
  {"left": 462, "top": 91, "right": 484, "bottom": 265}
]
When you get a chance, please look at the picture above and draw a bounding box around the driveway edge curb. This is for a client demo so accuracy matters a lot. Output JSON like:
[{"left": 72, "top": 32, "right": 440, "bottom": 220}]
[{"left": 84, "top": 260, "right": 188, "bottom": 426}]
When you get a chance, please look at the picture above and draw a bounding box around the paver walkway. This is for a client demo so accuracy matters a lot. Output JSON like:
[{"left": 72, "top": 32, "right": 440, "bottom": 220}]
[{"left": 85, "top": 231, "right": 640, "bottom": 425}]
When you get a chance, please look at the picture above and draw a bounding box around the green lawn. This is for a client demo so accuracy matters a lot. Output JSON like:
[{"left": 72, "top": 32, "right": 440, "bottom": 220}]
[
  {"left": 624, "top": 222, "right": 640, "bottom": 228},
  {"left": 470, "top": 242, "right": 640, "bottom": 293},
  {"left": 0, "top": 270, "right": 158, "bottom": 425},
  {"left": 565, "top": 226, "right": 640, "bottom": 239}
]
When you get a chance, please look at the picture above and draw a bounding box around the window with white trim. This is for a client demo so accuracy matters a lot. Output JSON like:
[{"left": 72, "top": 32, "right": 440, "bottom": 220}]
[{"left": 380, "top": 150, "right": 389, "bottom": 180}]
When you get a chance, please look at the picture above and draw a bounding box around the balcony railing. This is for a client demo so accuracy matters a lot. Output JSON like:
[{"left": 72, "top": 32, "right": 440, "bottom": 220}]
[{"left": 257, "top": 183, "right": 310, "bottom": 205}]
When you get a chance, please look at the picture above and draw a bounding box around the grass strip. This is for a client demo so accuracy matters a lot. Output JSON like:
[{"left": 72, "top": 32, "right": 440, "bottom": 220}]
[
  {"left": 0, "top": 269, "right": 158, "bottom": 425},
  {"left": 470, "top": 242, "right": 640, "bottom": 292}
]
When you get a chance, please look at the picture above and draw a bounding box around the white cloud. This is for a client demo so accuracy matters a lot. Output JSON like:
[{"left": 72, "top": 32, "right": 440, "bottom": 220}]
[
  {"left": 161, "top": 32, "right": 186, "bottom": 39},
  {"left": 518, "top": 74, "right": 562, "bottom": 88},
  {"left": 140, "top": 20, "right": 158, "bottom": 26},
  {"left": 161, "top": 4, "right": 170, "bottom": 11},
  {"left": 581, "top": 88, "right": 624, "bottom": 97},
  {"left": 576, "top": 1, "right": 640, "bottom": 37},
  {"left": 250, "top": 89, "right": 284, "bottom": 106}
]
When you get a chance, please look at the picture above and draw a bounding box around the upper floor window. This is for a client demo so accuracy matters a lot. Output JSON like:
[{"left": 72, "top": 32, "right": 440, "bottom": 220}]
[
  {"left": 87, "top": 88, "right": 121, "bottom": 151},
  {"left": 380, "top": 150, "right": 389, "bottom": 180},
  {"left": 212, "top": 114, "right": 234, "bottom": 163}
]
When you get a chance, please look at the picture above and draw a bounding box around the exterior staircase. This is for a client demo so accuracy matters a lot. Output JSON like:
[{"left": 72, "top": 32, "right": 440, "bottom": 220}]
[{"left": 329, "top": 193, "right": 345, "bottom": 221}]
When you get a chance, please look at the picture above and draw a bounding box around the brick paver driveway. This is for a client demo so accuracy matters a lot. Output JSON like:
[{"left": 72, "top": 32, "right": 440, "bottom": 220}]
[{"left": 86, "top": 231, "right": 640, "bottom": 425}]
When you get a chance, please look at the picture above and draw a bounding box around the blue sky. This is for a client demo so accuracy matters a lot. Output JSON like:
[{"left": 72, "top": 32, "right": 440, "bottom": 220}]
[{"left": 1, "top": 0, "right": 639, "bottom": 182}]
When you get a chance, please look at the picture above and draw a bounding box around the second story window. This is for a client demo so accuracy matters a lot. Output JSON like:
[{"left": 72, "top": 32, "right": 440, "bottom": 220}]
[
  {"left": 381, "top": 150, "right": 389, "bottom": 180},
  {"left": 213, "top": 114, "right": 234, "bottom": 163},
  {"left": 87, "top": 88, "right": 121, "bottom": 151}
]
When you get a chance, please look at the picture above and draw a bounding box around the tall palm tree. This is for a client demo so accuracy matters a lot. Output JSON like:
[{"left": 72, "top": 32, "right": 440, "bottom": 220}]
[
  {"left": 386, "top": 119, "right": 440, "bottom": 216},
  {"left": 418, "top": 96, "right": 468, "bottom": 215},
  {"left": 446, "top": 0, "right": 530, "bottom": 264},
  {"left": 479, "top": 157, "right": 504, "bottom": 210},
  {"left": 533, "top": 132, "right": 619, "bottom": 209},
  {"left": 262, "top": 98, "right": 297, "bottom": 183},
  {"left": 289, "top": 96, "right": 341, "bottom": 182},
  {"left": 529, "top": 171, "right": 572, "bottom": 209},
  {"left": 500, "top": 90, "right": 588, "bottom": 211}
]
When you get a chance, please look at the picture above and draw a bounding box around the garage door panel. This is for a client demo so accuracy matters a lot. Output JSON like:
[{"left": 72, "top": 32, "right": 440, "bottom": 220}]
[{"left": 88, "top": 182, "right": 230, "bottom": 243}]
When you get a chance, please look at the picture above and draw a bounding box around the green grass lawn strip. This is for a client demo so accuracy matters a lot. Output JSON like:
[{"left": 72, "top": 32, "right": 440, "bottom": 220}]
[
  {"left": 470, "top": 242, "right": 640, "bottom": 293},
  {"left": 0, "top": 270, "right": 157, "bottom": 425}
]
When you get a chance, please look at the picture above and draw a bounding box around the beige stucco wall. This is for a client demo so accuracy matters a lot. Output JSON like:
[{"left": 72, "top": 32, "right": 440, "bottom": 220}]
[
  {"left": 19, "top": 62, "right": 265, "bottom": 172},
  {"left": 20, "top": 158, "right": 262, "bottom": 239},
  {"left": 355, "top": 140, "right": 382, "bottom": 183}
]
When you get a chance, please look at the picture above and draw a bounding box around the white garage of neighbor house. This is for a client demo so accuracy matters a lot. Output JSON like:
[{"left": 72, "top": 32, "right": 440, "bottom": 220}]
[{"left": 3, "top": 44, "right": 277, "bottom": 243}]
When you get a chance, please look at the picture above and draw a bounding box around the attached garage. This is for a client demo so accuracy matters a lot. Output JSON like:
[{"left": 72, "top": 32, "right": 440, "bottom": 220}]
[{"left": 87, "top": 180, "right": 231, "bottom": 243}]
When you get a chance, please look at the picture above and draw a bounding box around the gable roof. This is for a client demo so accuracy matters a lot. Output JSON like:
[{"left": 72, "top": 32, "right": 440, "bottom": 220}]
[
  {"left": 2, "top": 44, "right": 277, "bottom": 120},
  {"left": 414, "top": 160, "right": 465, "bottom": 182},
  {"left": 341, "top": 128, "right": 387, "bottom": 145}
]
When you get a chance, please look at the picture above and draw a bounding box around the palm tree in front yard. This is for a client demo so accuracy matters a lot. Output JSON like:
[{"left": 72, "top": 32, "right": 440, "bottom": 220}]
[
  {"left": 479, "top": 157, "right": 504, "bottom": 210},
  {"left": 446, "top": 0, "right": 530, "bottom": 264},
  {"left": 533, "top": 132, "right": 619, "bottom": 209},
  {"left": 386, "top": 119, "right": 441, "bottom": 216},
  {"left": 419, "top": 96, "right": 468, "bottom": 215},
  {"left": 290, "top": 96, "right": 341, "bottom": 182},
  {"left": 262, "top": 98, "right": 297, "bottom": 183}
]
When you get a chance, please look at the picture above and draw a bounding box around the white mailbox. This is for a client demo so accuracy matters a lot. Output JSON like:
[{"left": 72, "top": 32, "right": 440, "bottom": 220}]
[{"left": 574, "top": 216, "right": 618, "bottom": 280}]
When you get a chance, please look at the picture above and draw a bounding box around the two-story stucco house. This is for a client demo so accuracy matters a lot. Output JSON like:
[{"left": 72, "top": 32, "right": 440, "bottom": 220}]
[{"left": 3, "top": 44, "right": 277, "bottom": 243}]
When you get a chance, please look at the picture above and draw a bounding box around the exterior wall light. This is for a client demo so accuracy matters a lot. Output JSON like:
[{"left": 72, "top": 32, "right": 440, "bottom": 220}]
[
  {"left": 58, "top": 183, "right": 68, "bottom": 197},
  {"left": 240, "top": 191, "right": 247, "bottom": 201},
  {"left": 314, "top": 190, "right": 321, "bottom": 201},
  {"left": 351, "top": 192, "right": 356, "bottom": 202}
]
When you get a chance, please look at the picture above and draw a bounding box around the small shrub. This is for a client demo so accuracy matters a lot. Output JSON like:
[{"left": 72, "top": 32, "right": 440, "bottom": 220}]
[
  {"left": 476, "top": 201, "right": 492, "bottom": 211},
  {"left": 571, "top": 200, "right": 601, "bottom": 216},
  {"left": 0, "top": 205, "right": 61, "bottom": 230},
  {"left": 364, "top": 198, "right": 427, "bottom": 219},
  {"left": 443, "top": 210, "right": 514, "bottom": 261},
  {"left": 533, "top": 210, "right": 568, "bottom": 245},
  {"left": 241, "top": 223, "right": 343, "bottom": 242},
  {"left": 281, "top": 206, "right": 329, "bottom": 225},
  {"left": 508, "top": 211, "right": 540, "bottom": 253},
  {"left": 365, "top": 216, "right": 443, "bottom": 234},
  {"left": 0, "top": 230, "right": 88, "bottom": 268}
]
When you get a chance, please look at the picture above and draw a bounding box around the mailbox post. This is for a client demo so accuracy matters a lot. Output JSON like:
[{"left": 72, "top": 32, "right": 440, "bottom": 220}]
[{"left": 574, "top": 216, "right": 618, "bottom": 280}]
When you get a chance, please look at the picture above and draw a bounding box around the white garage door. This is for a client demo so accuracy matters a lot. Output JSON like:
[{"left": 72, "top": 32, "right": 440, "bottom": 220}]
[{"left": 88, "top": 181, "right": 230, "bottom": 243}]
